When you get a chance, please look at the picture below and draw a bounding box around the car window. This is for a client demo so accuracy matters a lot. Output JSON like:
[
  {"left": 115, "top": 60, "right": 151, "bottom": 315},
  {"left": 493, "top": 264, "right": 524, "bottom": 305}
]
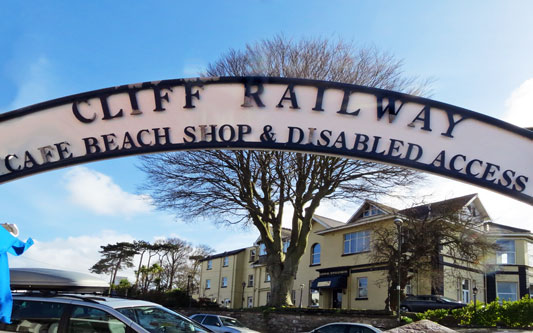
[
  {"left": 347, "top": 326, "right": 376, "bottom": 333},
  {"left": 220, "top": 317, "right": 244, "bottom": 327},
  {"left": 0, "top": 300, "right": 66, "bottom": 332},
  {"left": 317, "top": 324, "right": 346, "bottom": 333},
  {"left": 70, "top": 305, "right": 127, "bottom": 333},
  {"left": 202, "top": 315, "right": 221, "bottom": 327},
  {"left": 117, "top": 306, "right": 208, "bottom": 333},
  {"left": 191, "top": 315, "right": 205, "bottom": 323}
]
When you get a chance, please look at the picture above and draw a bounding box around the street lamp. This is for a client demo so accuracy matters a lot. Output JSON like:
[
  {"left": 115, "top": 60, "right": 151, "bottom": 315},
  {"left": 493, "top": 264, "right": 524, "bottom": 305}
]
[
  {"left": 299, "top": 284, "right": 305, "bottom": 308},
  {"left": 242, "top": 282, "right": 246, "bottom": 308},
  {"left": 394, "top": 218, "right": 404, "bottom": 323}
]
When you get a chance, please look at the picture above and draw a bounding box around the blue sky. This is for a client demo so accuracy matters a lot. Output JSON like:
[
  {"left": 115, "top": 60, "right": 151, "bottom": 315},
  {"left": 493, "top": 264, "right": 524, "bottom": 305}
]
[{"left": 1, "top": 1, "right": 532, "bottom": 275}]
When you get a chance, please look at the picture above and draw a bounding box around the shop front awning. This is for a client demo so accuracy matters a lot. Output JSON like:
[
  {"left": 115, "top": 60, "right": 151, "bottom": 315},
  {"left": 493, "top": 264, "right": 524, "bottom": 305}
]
[{"left": 310, "top": 275, "right": 347, "bottom": 290}]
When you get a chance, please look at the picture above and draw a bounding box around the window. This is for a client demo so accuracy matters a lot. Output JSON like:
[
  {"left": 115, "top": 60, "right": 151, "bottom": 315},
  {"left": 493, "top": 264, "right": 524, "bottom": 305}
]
[
  {"left": 528, "top": 242, "right": 533, "bottom": 266},
  {"left": 247, "top": 296, "right": 253, "bottom": 308},
  {"left": 266, "top": 292, "right": 271, "bottom": 304},
  {"left": 221, "top": 277, "right": 228, "bottom": 288},
  {"left": 70, "top": 305, "right": 127, "bottom": 333},
  {"left": 291, "top": 290, "right": 296, "bottom": 304},
  {"left": 203, "top": 315, "right": 221, "bottom": 327},
  {"left": 357, "top": 277, "right": 368, "bottom": 298},
  {"left": 205, "top": 279, "right": 211, "bottom": 289},
  {"left": 265, "top": 273, "right": 271, "bottom": 282},
  {"left": 496, "top": 239, "right": 516, "bottom": 264},
  {"left": 344, "top": 231, "right": 370, "bottom": 254},
  {"left": 259, "top": 243, "right": 267, "bottom": 256},
  {"left": 283, "top": 239, "right": 290, "bottom": 253},
  {"left": 2, "top": 300, "right": 66, "bottom": 333},
  {"left": 311, "top": 243, "right": 321, "bottom": 265},
  {"left": 248, "top": 274, "right": 254, "bottom": 287},
  {"left": 497, "top": 282, "right": 517, "bottom": 302},
  {"left": 223, "top": 256, "right": 229, "bottom": 267},
  {"left": 363, "top": 205, "right": 382, "bottom": 217},
  {"left": 461, "top": 279, "right": 470, "bottom": 303},
  {"left": 249, "top": 249, "right": 256, "bottom": 262},
  {"left": 405, "top": 280, "right": 412, "bottom": 295},
  {"left": 207, "top": 260, "right": 213, "bottom": 270}
]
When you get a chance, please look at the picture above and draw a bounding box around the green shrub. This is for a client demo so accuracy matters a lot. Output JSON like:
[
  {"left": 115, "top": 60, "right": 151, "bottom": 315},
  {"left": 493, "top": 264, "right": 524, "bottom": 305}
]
[
  {"left": 415, "top": 308, "right": 449, "bottom": 323},
  {"left": 448, "top": 295, "right": 532, "bottom": 328}
]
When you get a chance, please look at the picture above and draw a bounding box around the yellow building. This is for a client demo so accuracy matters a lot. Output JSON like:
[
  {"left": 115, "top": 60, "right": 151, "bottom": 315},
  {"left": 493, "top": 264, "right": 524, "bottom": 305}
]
[{"left": 198, "top": 194, "right": 533, "bottom": 309}]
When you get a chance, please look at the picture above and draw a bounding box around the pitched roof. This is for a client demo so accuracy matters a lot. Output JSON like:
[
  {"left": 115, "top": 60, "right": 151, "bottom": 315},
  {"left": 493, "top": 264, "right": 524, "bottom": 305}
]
[
  {"left": 398, "top": 194, "right": 478, "bottom": 219},
  {"left": 484, "top": 222, "right": 531, "bottom": 235},
  {"left": 346, "top": 199, "right": 398, "bottom": 224},
  {"left": 313, "top": 215, "right": 345, "bottom": 229},
  {"left": 200, "top": 248, "right": 247, "bottom": 262}
]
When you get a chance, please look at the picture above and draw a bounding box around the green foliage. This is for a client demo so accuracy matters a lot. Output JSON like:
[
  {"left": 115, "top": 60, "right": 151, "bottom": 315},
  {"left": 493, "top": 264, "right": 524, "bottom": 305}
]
[
  {"left": 415, "top": 308, "right": 449, "bottom": 322},
  {"left": 401, "top": 316, "right": 413, "bottom": 324},
  {"left": 417, "top": 296, "right": 533, "bottom": 328}
]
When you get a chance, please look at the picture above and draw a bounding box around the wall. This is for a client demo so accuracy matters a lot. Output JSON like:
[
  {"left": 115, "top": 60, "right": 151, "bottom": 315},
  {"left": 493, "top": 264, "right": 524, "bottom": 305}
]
[{"left": 179, "top": 308, "right": 398, "bottom": 333}]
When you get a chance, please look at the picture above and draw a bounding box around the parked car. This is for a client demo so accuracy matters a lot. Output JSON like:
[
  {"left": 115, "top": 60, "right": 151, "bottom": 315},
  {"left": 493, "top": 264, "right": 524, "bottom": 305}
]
[
  {"left": 190, "top": 314, "right": 259, "bottom": 333},
  {"left": 400, "top": 295, "right": 466, "bottom": 312},
  {"left": 303, "top": 322, "right": 381, "bottom": 333},
  {"left": 4, "top": 268, "right": 212, "bottom": 333}
]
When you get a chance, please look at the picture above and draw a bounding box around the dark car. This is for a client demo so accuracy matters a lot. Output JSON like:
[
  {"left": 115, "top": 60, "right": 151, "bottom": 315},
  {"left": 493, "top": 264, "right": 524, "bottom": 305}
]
[{"left": 400, "top": 295, "right": 466, "bottom": 312}]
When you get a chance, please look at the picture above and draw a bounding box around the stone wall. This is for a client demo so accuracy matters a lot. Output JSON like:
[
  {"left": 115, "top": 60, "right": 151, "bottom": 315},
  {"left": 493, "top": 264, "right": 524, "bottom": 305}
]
[{"left": 177, "top": 308, "right": 399, "bottom": 333}]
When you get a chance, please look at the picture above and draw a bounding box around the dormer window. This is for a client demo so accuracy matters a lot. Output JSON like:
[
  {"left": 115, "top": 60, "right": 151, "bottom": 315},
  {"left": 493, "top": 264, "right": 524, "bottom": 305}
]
[{"left": 363, "top": 205, "right": 382, "bottom": 217}]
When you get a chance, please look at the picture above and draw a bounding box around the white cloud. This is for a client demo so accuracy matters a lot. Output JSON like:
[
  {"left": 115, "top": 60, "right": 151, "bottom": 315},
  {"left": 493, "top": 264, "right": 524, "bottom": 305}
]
[
  {"left": 64, "top": 166, "right": 153, "bottom": 217},
  {"left": 182, "top": 61, "right": 206, "bottom": 78},
  {"left": 10, "top": 230, "right": 136, "bottom": 281},
  {"left": 3, "top": 56, "right": 60, "bottom": 112},
  {"left": 503, "top": 78, "right": 533, "bottom": 128}
]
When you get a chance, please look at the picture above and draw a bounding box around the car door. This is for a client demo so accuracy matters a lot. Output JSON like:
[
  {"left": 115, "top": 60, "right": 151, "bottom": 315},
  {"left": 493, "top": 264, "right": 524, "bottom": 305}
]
[{"left": 201, "top": 315, "right": 224, "bottom": 332}]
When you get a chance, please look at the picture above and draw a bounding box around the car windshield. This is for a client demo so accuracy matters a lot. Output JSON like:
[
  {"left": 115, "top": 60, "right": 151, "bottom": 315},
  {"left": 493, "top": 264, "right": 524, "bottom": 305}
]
[
  {"left": 117, "top": 306, "right": 210, "bottom": 332},
  {"left": 220, "top": 317, "right": 244, "bottom": 327},
  {"left": 439, "top": 296, "right": 458, "bottom": 303}
]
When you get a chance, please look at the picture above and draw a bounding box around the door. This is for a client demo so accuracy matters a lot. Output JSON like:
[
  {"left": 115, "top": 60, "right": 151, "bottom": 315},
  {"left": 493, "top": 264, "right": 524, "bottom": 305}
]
[{"left": 332, "top": 289, "right": 343, "bottom": 309}]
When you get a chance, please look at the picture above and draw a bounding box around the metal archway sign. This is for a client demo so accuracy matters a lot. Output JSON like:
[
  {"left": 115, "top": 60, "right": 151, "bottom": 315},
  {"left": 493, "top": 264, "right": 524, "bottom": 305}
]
[{"left": 1, "top": 77, "right": 531, "bottom": 204}]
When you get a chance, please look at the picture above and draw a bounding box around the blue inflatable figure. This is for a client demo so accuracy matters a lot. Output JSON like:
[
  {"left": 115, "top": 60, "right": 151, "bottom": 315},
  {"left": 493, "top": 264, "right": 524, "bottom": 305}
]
[{"left": 0, "top": 224, "right": 33, "bottom": 324}]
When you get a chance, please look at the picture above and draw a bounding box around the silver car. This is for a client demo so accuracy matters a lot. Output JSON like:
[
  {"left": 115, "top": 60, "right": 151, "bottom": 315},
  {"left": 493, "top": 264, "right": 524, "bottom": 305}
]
[
  {"left": 190, "top": 314, "right": 260, "bottom": 333},
  {"left": 305, "top": 322, "right": 382, "bottom": 333},
  {"left": 4, "top": 268, "right": 211, "bottom": 333}
]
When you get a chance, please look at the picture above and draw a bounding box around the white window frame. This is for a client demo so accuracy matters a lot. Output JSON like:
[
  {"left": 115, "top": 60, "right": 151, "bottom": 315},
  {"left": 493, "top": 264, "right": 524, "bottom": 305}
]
[
  {"left": 265, "top": 273, "right": 271, "bottom": 282},
  {"left": 497, "top": 281, "right": 518, "bottom": 302},
  {"left": 221, "top": 277, "right": 228, "bottom": 288},
  {"left": 205, "top": 279, "right": 211, "bottom": 289},
  {"left": 249, "top": 249, "right": 256, "bottom": 262},
  {"left": 357, "top": 277, "right": 368, "bottom": 298},
  {"left": 223, "top": 256, "right": 229, "bottom": 267},
  {"left": 363, "top": 205, "right": 381, "bottom": 217},
  {"left": 496, "top": 239, "right": 516, "bottom": 264},
  {"left": 461, "top": 279, "right": 470, "bottom": 304},
  {"left": 343, "top": 230, "right": 370, "bottom": 254},
  {"left": 247, "top": 296, "right": 253, "bottom": 308},
  {"left": 248, "top": 274, "right": 254, "bottom": 287},
  {"left": 207, "top": 260, "right": 213, "bottom": 270}
]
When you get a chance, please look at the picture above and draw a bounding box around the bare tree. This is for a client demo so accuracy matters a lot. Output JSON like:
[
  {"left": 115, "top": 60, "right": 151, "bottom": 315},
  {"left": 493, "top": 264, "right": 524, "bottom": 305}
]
[
  {"left": 141, "top": 35, "right": 428, "bottom": 307},
  {"left": 371, "top": 198, "right": 497, "bottom": 311}
]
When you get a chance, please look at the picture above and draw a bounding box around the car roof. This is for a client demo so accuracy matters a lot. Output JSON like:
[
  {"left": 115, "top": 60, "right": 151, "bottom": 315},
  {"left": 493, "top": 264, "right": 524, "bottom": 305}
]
[
  {"left": 193, "top": 314, "right": 236, "bottom": 320},
  {"left": 10, "top": 268, "right": 108, "bottom": 293}
]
